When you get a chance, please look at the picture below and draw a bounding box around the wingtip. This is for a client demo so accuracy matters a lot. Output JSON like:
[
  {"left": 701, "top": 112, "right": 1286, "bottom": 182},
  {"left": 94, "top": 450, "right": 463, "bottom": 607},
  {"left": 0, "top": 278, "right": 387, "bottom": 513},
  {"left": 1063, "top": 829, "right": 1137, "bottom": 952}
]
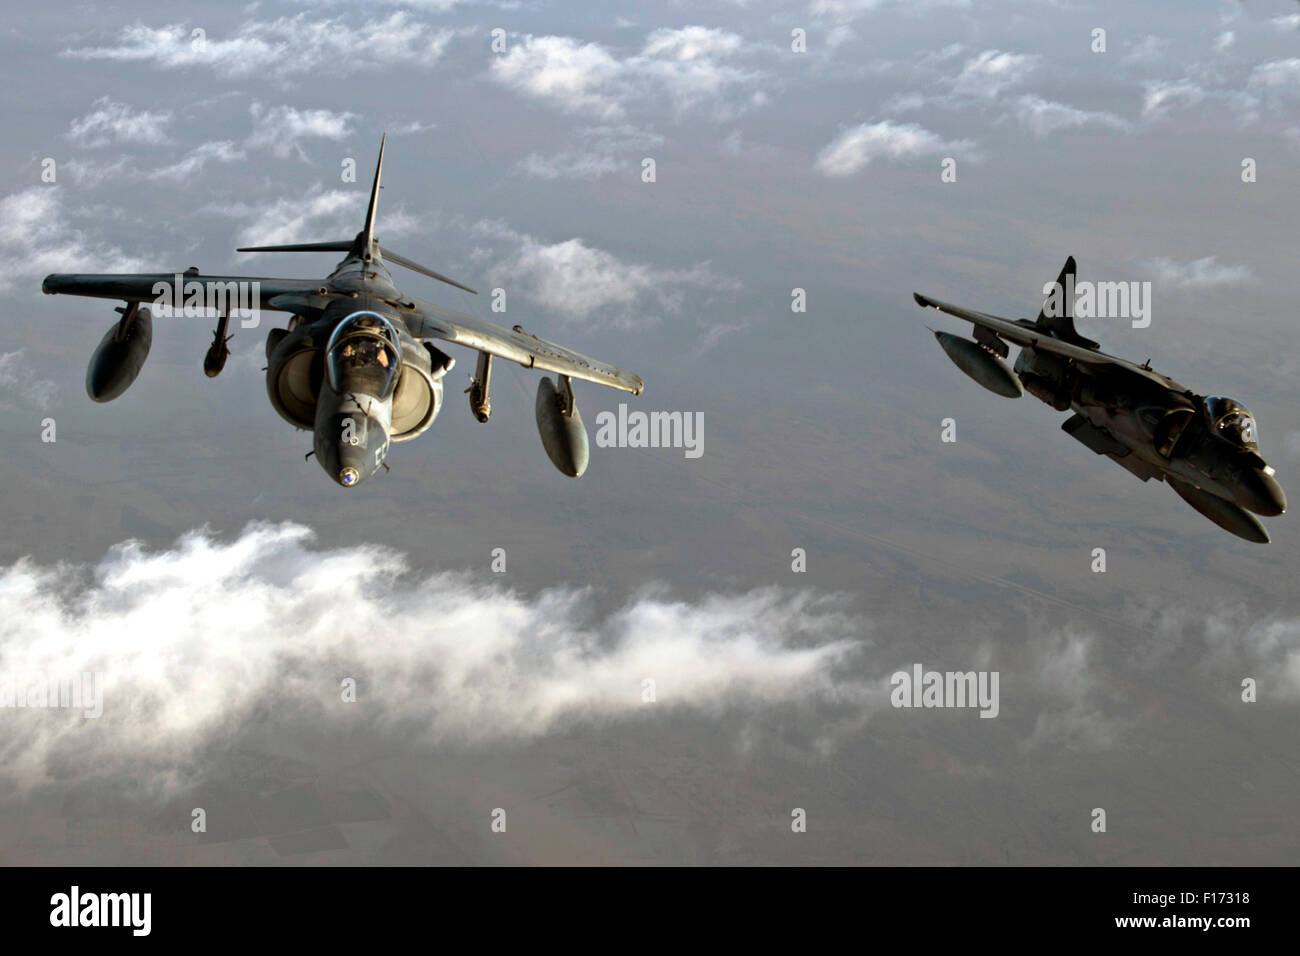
[{"left": 913, "top": 292, "right": 930, "bottom": 308}]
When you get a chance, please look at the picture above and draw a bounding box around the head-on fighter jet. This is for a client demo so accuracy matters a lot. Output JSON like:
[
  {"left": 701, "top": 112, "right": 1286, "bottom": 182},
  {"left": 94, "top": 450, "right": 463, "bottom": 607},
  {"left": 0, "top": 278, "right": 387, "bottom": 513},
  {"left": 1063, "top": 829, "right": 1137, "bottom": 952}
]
[
  {"left": 42, "top": 137, "right": 643, "bottom": 487},
  {"left": 914, "top": 257, "right": 1285, "bottom": 542}
]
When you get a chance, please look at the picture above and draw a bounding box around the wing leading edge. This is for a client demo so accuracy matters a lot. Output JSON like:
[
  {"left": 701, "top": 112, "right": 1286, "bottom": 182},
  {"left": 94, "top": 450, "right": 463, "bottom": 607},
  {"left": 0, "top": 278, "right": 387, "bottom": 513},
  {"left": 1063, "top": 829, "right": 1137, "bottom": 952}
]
[
  {"left": 408, "top": 298, "right": 644, "bottom": 395},
  {"left": 43, "top": 273, "right": 323, "bottom": 308},
  {"left": 912, "top": 291, "right": 1173, "bottom": 388}
]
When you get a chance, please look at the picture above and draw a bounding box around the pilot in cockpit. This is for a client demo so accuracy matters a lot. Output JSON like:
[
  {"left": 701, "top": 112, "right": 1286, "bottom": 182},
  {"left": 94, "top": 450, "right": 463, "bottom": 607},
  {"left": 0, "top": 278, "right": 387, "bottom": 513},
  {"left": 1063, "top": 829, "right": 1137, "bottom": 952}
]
[
  {"left": 327, "top": 312, "right": 401, "bottom": 399},
  {"left": 1204, "top": 396, "right": 1258, "bottom": 449}
]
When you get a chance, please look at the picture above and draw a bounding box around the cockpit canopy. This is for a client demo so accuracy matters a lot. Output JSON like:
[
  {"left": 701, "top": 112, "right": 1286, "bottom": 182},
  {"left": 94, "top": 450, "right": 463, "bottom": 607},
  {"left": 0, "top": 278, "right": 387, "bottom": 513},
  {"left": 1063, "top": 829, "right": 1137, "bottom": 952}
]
[
  {"left": 325, "top": 311, "right": 401, "bottom": 399},
  {"left": 1204, "top": 396, "right": 1258, "bottom": 449}
]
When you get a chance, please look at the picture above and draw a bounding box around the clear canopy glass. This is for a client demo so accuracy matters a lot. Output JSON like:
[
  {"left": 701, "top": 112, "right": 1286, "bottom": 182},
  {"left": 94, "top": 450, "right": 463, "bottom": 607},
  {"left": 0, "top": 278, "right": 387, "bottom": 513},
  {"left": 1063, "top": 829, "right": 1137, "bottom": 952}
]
[
  {"left": 1204, "top": 396, "right": 1258, "bottom": 449},
  {"left": 325, "top": 311, "right": 401, "bottom": 399}
]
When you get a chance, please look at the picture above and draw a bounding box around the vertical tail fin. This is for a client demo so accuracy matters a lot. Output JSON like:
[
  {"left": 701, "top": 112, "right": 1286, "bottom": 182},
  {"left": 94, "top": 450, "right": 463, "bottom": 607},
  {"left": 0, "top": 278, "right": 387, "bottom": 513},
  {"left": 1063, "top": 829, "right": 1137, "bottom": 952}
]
[
  {"left": 360, "top": 133, "right": 386, "bottom": 260},
  {"left": 237, "top": 135, "right": 479, "bottom": 295},
  {"left": 1036, "top": 256, "right": 1099, "bottom": 349}
]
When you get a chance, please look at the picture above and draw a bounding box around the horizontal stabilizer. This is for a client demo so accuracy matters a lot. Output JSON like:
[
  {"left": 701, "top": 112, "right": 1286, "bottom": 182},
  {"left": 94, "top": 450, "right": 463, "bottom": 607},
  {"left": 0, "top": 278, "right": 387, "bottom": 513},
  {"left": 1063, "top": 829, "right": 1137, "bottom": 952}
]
[
  {"left": 378, "top": 246, "right": 477, "bottom": 295},
  {"left": 237, "top": 240, "right": 354, "bottom": 254},
  {"left": 236, "top": 239, "right": 477, "bottom": 295}
]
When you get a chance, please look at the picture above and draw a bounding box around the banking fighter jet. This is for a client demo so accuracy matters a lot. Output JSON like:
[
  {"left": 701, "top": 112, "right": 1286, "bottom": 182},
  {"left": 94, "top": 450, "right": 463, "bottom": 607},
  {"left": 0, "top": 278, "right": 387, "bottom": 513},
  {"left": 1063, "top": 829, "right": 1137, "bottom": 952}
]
[{"left": 914, "top": 257, "right": 1285, "bottom": 542}]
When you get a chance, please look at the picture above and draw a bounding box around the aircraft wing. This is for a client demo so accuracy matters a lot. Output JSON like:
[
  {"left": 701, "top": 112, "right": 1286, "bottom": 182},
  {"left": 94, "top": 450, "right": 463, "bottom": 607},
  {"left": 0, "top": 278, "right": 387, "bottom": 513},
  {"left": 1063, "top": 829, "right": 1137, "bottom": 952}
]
[
  {"left": 43, "top": 273, "right": 324, "bottom": 309},
  {"left": 408, "top": 297, "right": 644, "bottom": 395},
  {"left": 912, "top": 292, "right": 1175, "bottom": 388}
]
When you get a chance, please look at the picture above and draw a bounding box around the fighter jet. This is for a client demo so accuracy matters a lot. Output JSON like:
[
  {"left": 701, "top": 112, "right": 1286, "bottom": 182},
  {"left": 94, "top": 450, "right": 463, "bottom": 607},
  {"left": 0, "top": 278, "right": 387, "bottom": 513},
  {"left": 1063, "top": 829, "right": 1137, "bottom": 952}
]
[
  {"left": 42, "top": 137, "right": 643, "bottom": 487},
  {"left": 914, "top": 257, "right": 1286, "bottom": 542}
]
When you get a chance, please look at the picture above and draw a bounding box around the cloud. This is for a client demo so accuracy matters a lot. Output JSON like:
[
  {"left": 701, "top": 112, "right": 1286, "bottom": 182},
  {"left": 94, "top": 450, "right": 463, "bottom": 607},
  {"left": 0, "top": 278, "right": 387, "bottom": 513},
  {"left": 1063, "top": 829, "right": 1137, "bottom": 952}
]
[
  {"left": 67, "top": 98, "right": 170, "bottom": 147},
  {"left": 513, "top": 125, "right": 664, "bottom": 180},
  {"left": 885, "top": 49, "right": 1126, "bottom": 143},
  {"left": 1022, "top": 629, "right": 1123, "bottom": 751},
  {"left": 1141, "top": 76, "right": 1260, "bottom": 123},
  {"left": 0, "top": 188, "right": 150, "bottom": 293},
  {"left": 62, "top": 13, "right": 456, "bottom": 79},
  {"left": 388, "top": 120, "right": 438, "bottom": 135},
  {"left": 1123, "top": 34, "right": 1170, "bottom": 64},
  {"left": 489, "top": 29, "right": 762, "bottom": 120},
  {"left": 246, "top": 103, "right": 357, "bottom": 160},
  {"left": 490, "top": 36, "right": 623, "bottom": 118},
  {"left": 0, "top": 350, "right": 59, "bottom": 410},
  {"left": 0, "top": 523, "right": 865, "bottom": 794},
  {"left": 473, "top": 220, "right": 738, "bottom": 326},
  {"left": 224, "top": 188, "right": 365, "bottom": 249},
  {"left": 640, "top": 25, "right": 743, "bottom": 61},
  {"left": 1249, "top": 58, "right": 1300, "bottom": 96},
  {"left": 813, "top": 120, "right": 976, "bottom": 176},
  {"left": 61, "top": 156, "right": 132, "bottom": 189},
  {"left": 952, "top": 50, "right": 1039, "bottom": 99},
  {"left": 515, "top": 152, "right": 622, "bottom": 181},
  {"left": 1012, "top": 95, "right": 1131, "bottom": 137},
  {"left": 1142, "top": 78, "right": 1209, "bottom": 117},
  {"left": 148, "top": 141, "right": 245, "bottom": 182},
  {"left": 811, "top": 0, "right": 970, "bottom": 19},
  {"left": 1131, "top": 256, "right": 1253, "bottom": 289},
  {"left": 1137, "top": 59, "right": 1300, "bottom": 126},
  {"left": 1135, "top": 603, "right": 1300, "bottom": 701},
  {"left": 826, "top": 26, "right": 858, "bottom": 49}
]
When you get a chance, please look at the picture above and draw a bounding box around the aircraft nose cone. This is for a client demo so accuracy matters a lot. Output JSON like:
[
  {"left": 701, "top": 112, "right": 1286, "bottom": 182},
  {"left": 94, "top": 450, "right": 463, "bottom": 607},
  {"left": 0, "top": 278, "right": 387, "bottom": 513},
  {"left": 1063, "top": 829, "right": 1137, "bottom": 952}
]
[{"left": 1239, "top": 469, "right": 1286, "bottom": 517}]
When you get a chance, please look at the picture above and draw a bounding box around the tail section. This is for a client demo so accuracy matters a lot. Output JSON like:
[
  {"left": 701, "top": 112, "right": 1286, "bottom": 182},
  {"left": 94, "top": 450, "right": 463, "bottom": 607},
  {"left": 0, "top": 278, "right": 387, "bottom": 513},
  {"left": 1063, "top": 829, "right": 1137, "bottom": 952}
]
[
  {"left": 1036, "top": 256, "right": 1099, "bottom": 349},
  {"left": 235, "top": 135, "right": 477, "bottom": 295},
  {"left": 360, "top": 133, "right": 385, "bottom": 260}
]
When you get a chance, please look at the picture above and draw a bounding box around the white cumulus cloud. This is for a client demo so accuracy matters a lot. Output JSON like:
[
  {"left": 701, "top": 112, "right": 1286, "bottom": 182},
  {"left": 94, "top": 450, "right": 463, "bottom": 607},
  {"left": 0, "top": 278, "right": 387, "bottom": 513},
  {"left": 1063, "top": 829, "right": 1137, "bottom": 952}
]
[
  {"left": 246, "top": 103, "right": 357, "bottom": 160},
  {"left": 68, "top": 98, "right": 170, "bottom": 147},
  {"left": 489, "top": 29, "right": 761, "bottom": 120},
  {"left": 952, "top": 50, "right": 1039, "bottom": 99},
  {"left": 1132, "top": 256, "right": 1253, "bottom": 289},
  {"left": 0, "top": 188, "right": 151, "bottom": 293},
  {"left": 63, "top": 13, "right": 456, "bottom": 79},
  {"left": 814, "top": 121, "right": 976, "bottom": 176},
  {"left": 0, "top": 523, "right": 866, "bottom": 794},
  {"left": 1012, "top": 95, "right": 1132, "bottom": 137},
  {"left": 473, "top": 219, "right": 738, "bottom": 327}
]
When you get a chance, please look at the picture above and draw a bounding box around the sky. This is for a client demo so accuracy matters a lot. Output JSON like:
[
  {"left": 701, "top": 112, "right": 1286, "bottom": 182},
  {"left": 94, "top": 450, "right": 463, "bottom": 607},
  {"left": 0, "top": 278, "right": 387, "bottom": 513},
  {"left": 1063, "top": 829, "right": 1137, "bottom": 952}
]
[{"left": 0, "top": 0, "right": 1297, "bottom": 864}]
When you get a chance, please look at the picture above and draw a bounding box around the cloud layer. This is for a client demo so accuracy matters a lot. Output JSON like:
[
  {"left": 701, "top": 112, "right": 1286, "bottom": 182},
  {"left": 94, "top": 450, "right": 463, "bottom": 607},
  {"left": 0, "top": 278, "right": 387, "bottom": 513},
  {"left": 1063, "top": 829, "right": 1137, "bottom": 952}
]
[
  {"left": 63, "top": 13, "right": 456, "bottom": 79},
  {"left": 489, "top": 28, "right": 762, "bottom": 120},
  {"left": 0, "top": 523, "right": 866, "bottom": 795}
]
